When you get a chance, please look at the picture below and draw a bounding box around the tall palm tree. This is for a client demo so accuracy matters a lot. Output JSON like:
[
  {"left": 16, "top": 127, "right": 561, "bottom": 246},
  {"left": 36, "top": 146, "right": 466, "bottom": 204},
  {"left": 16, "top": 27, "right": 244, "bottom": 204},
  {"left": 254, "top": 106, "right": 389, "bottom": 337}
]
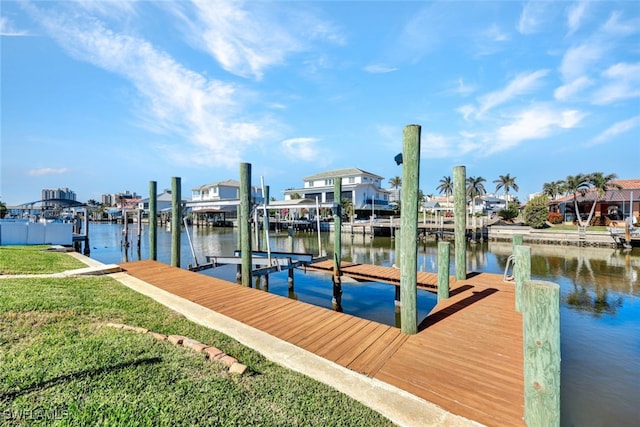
[
  {"left": 493, "top": 174, "right": 519, "bottom": 210},
  {"left": 436, "top": 176, "right": 453, "bottom": 206},
  {"left": 389, "top": 176, "right": 402, "bottom": 203},
  {"left": 466, "top": 176, "right": 486, "bottom": 215},
  {"left": 583, "top": 172, "right": 621, "bottom": 226},
  {"left": 563, "top": 174, "right": 591, "bottom": 226}
]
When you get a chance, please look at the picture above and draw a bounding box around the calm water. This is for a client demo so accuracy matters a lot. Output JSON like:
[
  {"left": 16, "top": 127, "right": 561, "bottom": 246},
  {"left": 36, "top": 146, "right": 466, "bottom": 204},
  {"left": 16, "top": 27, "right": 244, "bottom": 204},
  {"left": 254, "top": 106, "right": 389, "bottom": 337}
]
[{"left": 87, "top": 223, "right": 640, "bottom": 426}]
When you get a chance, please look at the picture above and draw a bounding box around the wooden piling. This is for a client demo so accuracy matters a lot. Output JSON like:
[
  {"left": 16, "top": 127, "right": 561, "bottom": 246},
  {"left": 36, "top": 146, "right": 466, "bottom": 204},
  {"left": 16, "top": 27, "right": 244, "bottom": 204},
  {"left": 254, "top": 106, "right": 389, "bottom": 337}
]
[
  {"left": 149, "top": 181, "right": 157, "bottom": 260},
  {"left": 333, "top": 178, "right": 343, "bottom": 305},
  {"left": 523, "top": 279, "right": 561, "bottom": 427},
  {"left": 453, "top": 166, "right": 466, "bottom": 280},
  {"left": 400, "top": 124, "right": 420, "bottom": 335},
  {"left": 171, "top": 177, "right": 181, "bottom": 268},
  {"left": 514, "top": 244, "right": 531, "bottom": 313},
  {"left": 240, "top": 163, "right": 252, "bottom": 287},
  {"left": 437, "top": 241, "right": 450, "bottom": 301}
]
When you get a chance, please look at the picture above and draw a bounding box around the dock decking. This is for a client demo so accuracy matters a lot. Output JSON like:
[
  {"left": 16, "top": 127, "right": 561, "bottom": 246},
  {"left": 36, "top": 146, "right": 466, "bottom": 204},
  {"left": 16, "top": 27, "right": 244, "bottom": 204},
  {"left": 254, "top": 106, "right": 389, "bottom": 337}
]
[{"left": 119, "top": 260, "right": 524, "bottom": 426}]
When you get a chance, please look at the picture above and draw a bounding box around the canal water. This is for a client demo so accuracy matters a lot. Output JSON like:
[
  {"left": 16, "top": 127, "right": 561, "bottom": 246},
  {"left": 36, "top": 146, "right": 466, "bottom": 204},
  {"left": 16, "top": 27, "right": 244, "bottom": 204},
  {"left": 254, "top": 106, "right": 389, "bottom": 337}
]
[{"left": 87, "top": 223, "right": 639, "bottom": 426}]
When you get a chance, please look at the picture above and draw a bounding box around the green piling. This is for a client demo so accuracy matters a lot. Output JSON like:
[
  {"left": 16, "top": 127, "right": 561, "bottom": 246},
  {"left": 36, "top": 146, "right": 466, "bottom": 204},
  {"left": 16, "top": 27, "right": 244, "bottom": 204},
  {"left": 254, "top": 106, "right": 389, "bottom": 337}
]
[
  {"left": 523, "top": 279, "right": 561, "bottom": 427},
  {"left": 170, "top": 177, "right": 181, "bottom": 268},
  {"left": 437, "top": 241, "right": 450, "bottom": 302},
  {"left": 400, "top": 124, "right": 420, "bottom": 335},
  {"left": 149, "top": 181, "right": 157, "bottom": 261},
  {"left": 240, "top": 163, "right": 252, "bottom": 287},
  {"left": 453, "top": 166, "right": 466, "bottom": 280},
  {"left": 514, "top": 244, "right": 531, "bottom": 313}
]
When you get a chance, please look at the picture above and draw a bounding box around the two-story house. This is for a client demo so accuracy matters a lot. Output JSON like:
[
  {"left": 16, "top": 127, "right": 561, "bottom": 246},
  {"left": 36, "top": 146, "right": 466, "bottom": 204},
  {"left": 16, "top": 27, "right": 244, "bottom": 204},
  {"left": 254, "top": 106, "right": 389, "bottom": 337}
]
[
  {"left": 188, "top": 179, "right": 264, "bottom": 221},
  {"left": 282, "top": 168, "right": 391, "bottom": 218}
]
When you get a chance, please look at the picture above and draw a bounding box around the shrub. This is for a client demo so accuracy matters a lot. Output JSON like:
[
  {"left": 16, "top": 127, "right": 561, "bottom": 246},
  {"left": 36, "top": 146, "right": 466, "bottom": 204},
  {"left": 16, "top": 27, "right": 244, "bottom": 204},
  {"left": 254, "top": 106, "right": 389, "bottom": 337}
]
[
  {"left": 498, "top": 205, "right": 519, "bottom": 222},
  {"left": 523, "top": 194, "right": 550, "bottom": 229},
  {"left": 548, "top": 212, "right": 563, "bottom": 224}
]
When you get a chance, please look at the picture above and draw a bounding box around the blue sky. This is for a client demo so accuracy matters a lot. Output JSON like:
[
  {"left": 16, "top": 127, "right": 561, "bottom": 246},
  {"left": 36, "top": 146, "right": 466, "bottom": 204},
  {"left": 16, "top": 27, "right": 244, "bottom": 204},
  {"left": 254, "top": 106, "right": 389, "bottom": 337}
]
[{"left": 2, "top": 0, "right": 639, "bottom": 206}]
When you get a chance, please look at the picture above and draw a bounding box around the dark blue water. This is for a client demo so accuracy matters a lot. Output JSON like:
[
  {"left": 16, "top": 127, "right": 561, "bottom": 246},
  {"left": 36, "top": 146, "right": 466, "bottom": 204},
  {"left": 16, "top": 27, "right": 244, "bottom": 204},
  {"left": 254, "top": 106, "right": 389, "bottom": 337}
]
[{"left": 87, "top": 223, "right": 640, "bottom": 426}]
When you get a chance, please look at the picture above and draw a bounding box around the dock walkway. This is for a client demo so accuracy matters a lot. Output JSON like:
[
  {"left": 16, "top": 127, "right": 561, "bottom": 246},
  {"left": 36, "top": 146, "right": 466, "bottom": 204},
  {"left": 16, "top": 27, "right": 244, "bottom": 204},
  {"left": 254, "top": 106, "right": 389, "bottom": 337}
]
[{"left": 119, "top": 260, "right": 524, "bottom": 426}]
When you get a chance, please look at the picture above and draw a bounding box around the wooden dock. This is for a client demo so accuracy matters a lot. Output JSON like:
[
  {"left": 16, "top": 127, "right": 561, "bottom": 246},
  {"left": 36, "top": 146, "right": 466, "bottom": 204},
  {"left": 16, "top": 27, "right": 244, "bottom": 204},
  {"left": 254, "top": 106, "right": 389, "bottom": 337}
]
[{"left": 119, "top": 260, "right": 524, "bottom": 426}]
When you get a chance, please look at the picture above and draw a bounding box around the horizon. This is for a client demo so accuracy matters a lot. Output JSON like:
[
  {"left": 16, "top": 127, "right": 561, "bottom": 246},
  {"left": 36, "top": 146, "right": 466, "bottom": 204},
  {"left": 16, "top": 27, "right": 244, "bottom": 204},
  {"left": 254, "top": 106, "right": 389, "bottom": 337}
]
[{"left": 2, "top": 1, "right": 639, "bottom": 206}]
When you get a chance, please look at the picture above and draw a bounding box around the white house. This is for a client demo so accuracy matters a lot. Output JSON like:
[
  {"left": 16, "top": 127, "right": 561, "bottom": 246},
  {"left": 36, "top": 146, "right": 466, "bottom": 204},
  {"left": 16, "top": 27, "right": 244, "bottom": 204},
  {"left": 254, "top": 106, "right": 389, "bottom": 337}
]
[
  {"left": 187, "top": 179, "right": 263, "bottom": 219},
  {"left": 282, "top": 168, "right": 391, "bottom": 214},
  {"left": 137, "top": 189, "right": 175, "bottom": 212}
]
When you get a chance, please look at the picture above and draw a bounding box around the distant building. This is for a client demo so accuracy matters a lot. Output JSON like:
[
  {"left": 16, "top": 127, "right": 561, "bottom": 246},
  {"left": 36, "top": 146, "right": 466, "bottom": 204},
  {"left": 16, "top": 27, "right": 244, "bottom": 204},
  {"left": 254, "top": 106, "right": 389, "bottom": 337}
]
[
  {"left": 101, "top": 191, "right": 140, "bottom": 207},
  {"left": 188, "top": 179, "right": 263, "bottom": 220},
  {"left": 137, "top": 189, "right": 175, "bottom": 212},
  {"left": 282, "top": 167, "right": 391, "bottom": 218},
  {"left": 41, "top": 187, "right": 77, "bottom": 208}
]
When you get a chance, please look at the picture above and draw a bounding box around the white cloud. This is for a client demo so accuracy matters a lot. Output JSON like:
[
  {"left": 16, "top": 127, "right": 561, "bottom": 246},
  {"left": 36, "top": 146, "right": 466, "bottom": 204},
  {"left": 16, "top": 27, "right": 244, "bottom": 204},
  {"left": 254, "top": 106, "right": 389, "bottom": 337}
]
[
  {"left": 492, "top": 105, "right": 586, "bottom": 153},
  {"left": 567, "top": 1, "right": 588, "bottom": 36},
  {"left": 28, "top": 168, "right": 69, "bottom": 176},
  {"left": 590, "top": 115, "right": 640, "bottom": 146},
  {"left": 363, "top": 64, "right": 398, "bottom": 74},
  {"left": 602, "top": 11, "right": 640, "bottom": 36},
  {"left": 0, "top": 16, "right": 29, "bottom": 36},
  {"left": 592, "top": 62, "right": 640, "bottom": 105},
  {"left": 483, "top": 23, "right": 509, "bottom": 42},
  {"left": 559, "top": 43, "right": 604, "bottom": 81},
  {"left": 170, "top": 0, "right": 343, "bottom": 80},
  {"left": 517, "top": 1, "right": 553, "bottom": 34},
  {"left": 281, "top": 137, "right": 322, "bottom": 162},
  {"left": 476, "top": 70, "right": 549, "bottom": 116},
  {"left": 27, "top": 3, "right": 271, "bottom": 168},
  {"left": 457, "top": 105, "right": 475, "bottom": 121},
  {"left": 421, "top": 133, "right": 455, "bottom": 159},
  {"left": 554, "top": 76, "right": 593, "bottom": 101}
]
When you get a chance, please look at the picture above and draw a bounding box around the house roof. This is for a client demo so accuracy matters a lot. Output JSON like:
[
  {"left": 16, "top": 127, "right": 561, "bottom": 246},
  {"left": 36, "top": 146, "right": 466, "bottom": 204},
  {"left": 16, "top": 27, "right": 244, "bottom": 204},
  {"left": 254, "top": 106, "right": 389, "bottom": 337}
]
[
  {"left": 192, "top": 179, "right": 241, "bottom": 191},
  {"left": 303, "top": 168, "right": 383, "bottom": 181}
]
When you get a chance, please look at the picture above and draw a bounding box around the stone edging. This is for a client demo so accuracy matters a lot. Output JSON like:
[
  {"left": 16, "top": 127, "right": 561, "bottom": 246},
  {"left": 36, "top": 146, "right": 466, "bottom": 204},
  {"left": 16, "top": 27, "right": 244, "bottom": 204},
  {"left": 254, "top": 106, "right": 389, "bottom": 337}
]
[{"left": 105, "top": 322, "right": 248, "bottom": 375}]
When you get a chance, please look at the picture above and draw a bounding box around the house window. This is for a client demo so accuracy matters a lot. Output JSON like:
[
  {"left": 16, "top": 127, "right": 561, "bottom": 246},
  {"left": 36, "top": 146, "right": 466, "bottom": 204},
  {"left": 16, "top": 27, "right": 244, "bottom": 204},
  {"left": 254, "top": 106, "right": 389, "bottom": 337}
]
[
  {"left": 325, "top": 179, "right": 333, "bottom": 186},
  {"left": 348, "top": 177, "right": 355, "bottom": 184},
  {"left": 309, "top": 181, "right": 314, "bottom": 187}
]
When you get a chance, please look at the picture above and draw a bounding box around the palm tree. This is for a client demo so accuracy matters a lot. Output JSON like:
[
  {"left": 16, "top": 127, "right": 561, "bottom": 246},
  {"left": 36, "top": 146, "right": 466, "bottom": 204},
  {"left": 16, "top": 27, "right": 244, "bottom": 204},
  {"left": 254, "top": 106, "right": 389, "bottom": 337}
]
[
  {"left": 389, "top": 176, "right": 402, "bottom": 203},
  {"left": 583, "top": 172, "right": 621, "bottom": 226},
  {"left": 466, "top": 176, "right": 486, "bottom": 215},
  {"left": 436, "top": 176, "right": 453, "bottom": 206},
  {"left": 542, "top": 180, "right": 564, "bottom": 200},
  {"left": 493, "top": 174, "right": 519, "bottom": 210},
  {"left": 563, "top": 174, "right": 591, "bottom": 226}
]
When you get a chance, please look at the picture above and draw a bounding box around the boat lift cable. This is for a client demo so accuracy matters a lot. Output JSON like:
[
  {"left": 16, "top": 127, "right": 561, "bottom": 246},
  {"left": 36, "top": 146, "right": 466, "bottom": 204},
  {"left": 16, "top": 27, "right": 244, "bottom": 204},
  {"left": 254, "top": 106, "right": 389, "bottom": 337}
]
[
  {"left": 261, "top": 176, "right": 272, "bottom": 266},
  {"left": 183, "top": 217, "right": 199, "bottom": 268}
]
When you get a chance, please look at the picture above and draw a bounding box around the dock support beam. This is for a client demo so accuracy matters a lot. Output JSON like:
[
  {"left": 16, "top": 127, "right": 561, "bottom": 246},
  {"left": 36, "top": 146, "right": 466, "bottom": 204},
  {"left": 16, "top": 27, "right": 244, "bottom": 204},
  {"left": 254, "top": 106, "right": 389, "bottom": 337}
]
[
  {"left": 240, "top": 163, "right": 252, "bottom": 287},
  {"left": 171, "top": 177, "right": 181, "bottom": 268},
  {"left": 437, "top": 241, "right": 450, "bottom": 302},
  {"left": 454, "top": 166, "right": 466, "bottom": 280},
  {"left": 149, "top": 181, "right": 157, "bottom": 261},
  {"left": 332, "top": 177, "right": 343, "bottom": 307},
  {"left": 400, "top": 124, "right": 420, "bottom": 335},
  {"left": 523, "top": 279, "right": 561, "bottom": 427}
]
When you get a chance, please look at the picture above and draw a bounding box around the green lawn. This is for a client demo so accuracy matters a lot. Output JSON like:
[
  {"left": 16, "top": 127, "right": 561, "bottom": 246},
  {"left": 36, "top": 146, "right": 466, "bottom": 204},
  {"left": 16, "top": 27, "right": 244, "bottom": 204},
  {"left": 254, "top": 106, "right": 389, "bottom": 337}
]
[
  {"left": 0, "top": 247, "right": 392, "bottom": 426},
  {"left": 0, "top": 246, "right": 86, "bottom": 274}
]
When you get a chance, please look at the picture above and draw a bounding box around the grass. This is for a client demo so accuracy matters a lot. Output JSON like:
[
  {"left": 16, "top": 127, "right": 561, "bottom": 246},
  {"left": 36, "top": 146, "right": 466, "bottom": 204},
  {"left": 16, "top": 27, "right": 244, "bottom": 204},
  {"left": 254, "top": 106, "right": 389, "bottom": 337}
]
[
  {"left": 0, "top": 248, "right": 392, "bottom": 426},
  {"left": 0, "top": 246, "right": 86, "bottom": 274},
  {"left": 546, "top": 225, "right": 609, "bottom": 232}
]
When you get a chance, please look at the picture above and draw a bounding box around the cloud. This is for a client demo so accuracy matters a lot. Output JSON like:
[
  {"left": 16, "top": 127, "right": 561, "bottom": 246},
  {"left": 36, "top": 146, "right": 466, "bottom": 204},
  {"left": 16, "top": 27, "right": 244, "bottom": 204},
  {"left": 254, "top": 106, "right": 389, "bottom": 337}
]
[
  {"left": 559, "top": 43, "right": 604, "bottom": 81},
  {"left": 169, "top": 1, "right": 343, "bottom": 80},
  {"left": 0, "top": 16, "right": 29, "bottom": 36},
  {"left": 517, "top": 1, "right": 554, "bottom": 34},
  {"left": 363, "top": 64, "right": 398, "bottom": 74},
  {"left": 492, "top": 105, "right": 586, "bottom": 153},
  {"left": 281, "top": 137, "right": 322, "bottom": 162},
  {"left": 475, "top": 70, "right": 549, "bottom": 117},
  {"left": 592, "top": 62, "right": 640, "bottom": 105},
  {"left": 26, "top": 3, "right": 271, "bottom": 168},
  {"left": 421, "top": 133, "right": 459, "bottom": 159},
  {"left": 554, "top": 76, "right": 593, "bottom": 101},
  {"left": 566, "top": 1, "right": 588, "bottom": 36},
  {"left": 28, "top": 168, "right": 69, "bottom": 176},
  {"left": 590, "top": 115, "right": 640, "bottom": 146}
]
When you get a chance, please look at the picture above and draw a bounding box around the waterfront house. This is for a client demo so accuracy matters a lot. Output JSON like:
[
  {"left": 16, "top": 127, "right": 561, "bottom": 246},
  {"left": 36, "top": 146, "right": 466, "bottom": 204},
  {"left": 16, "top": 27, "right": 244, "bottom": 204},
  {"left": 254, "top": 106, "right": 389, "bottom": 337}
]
[
  {"left": 187, "top": 179, "right": 263, "bottom": 222},
  {"left": 550, "top": 179, "right": 640, "bottom": 224},
  {"left": 137, "top": 189, "right": 174, "bottom": 212},
  {"left": 282, "top": 168, "right": 392, "bottom": 219}
]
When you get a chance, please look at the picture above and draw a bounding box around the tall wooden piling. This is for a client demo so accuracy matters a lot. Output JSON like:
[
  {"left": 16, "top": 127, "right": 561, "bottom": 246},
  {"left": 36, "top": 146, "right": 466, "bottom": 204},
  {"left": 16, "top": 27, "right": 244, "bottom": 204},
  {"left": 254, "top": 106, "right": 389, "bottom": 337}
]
[
  {"left": 332, "top": 178, "right": 343, "bottom": 305},
  {"left": 149, "top": 181, "right": 157, "bottom": 260},
  {"left": 453, "top": 166, "right": 467, "bottom": 280},
  {"left": 437, "top": 241, "right": 450, "bottom": 301},
  {"left": 514, "top": 244, "right": 531, "bottom": 313},
  {"left": 239, "top": 163, "right": 252, "bottom": 287},
  {"left": 400, "top": 124, "right": 420, "bottom": 335},
  {"left": 171, "top": 177, "right": 181, "bottom": 268},
  {"left": 523, "top": 279, "right": 561, "bottom": 427}
]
